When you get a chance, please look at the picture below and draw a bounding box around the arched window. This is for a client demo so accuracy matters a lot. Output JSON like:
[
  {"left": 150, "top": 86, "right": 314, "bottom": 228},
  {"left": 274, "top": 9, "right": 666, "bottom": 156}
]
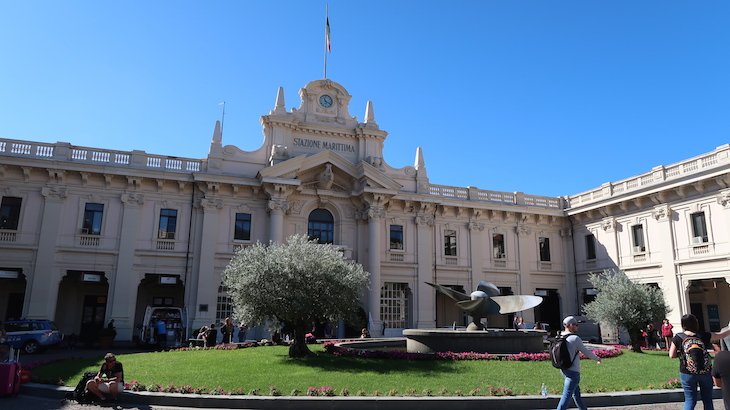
[{"left": 308, "top": 208, "right": 334, "bottom": 244}]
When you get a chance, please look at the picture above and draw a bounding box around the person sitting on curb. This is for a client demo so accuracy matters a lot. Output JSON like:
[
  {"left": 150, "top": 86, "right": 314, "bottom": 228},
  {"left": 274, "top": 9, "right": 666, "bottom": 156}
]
[{"left": 86, "top": 352, "right": 124, "bottom": 402}]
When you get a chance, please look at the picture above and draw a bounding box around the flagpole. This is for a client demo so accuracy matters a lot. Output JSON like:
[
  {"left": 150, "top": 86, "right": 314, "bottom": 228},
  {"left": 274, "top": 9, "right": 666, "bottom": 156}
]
[
  {"left": 219, "top": 101, "right": 226, "bottom": 134},
  {"left": 324, "top": 3, "right": 328, "bottom": 79}
]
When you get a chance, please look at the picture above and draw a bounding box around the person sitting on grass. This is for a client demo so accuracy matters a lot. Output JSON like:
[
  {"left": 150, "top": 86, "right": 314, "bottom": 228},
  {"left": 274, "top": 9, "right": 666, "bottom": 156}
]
[{"left": 86, "top": 352, "right": 124, "bottom": 402}]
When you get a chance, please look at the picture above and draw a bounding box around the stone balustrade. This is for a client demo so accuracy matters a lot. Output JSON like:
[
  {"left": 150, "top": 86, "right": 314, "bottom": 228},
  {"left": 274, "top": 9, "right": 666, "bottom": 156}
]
[{"left": 0, "top": 138, "right": 203, "bottom": 174}]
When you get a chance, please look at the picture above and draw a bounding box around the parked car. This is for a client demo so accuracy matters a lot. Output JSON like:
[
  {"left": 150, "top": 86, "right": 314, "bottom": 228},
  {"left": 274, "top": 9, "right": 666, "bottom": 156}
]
[{"left": 4, "top": 319, "right": 64, "bottom": 354}]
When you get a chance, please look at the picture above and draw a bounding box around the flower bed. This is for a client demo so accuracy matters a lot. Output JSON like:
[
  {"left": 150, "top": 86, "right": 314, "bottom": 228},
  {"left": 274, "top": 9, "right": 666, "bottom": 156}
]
[{"left": 323, "top": 341, "right": 622, "bottom": 361}]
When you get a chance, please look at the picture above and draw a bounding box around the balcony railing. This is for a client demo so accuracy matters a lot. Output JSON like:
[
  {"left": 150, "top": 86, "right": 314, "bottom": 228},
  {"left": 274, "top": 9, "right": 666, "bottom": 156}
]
[
  {"left": 568, "top": 144, "right": 730, "bottom": 208},
  {"left": 0, "top": 138, "right": 203, "bottom": 175}
]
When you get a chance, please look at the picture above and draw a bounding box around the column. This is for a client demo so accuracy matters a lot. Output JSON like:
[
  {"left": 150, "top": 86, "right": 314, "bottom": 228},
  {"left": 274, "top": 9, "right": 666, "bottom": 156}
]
[
  {"left": 26, "top": 186, "right": 67, "bottom": 319},
  {"left": 467, "top": 220, "right": 485, "bottom": 291},
  {"left": 107, "top": 192, "right": 144, "bottom": 342},
  {"left": 652, "top": 204, "right": 683, "bottom": 324},
  {"left": 267, "top": 199, "right": 287, "bottom": 244},
  {"left": 191, "top": 196, "right": 222, "bottom": 331},
  {"left": 415, "top": 208, "right": 435, "bottom": 328},
  {"left": 560, "top": 227, "right": 577, "bottom": 316},
  {"left": 515, "top": 222, "right": 534, "bottom": 322},
  {"left": 366, "top": 204, "right": 384, "bottom": 335}
]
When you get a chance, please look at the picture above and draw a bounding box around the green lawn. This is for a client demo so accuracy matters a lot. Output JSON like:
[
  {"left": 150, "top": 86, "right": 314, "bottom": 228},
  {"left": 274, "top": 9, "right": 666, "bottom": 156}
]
[{"left": 32, "top": 346, "right": 680, "bottom": 396}]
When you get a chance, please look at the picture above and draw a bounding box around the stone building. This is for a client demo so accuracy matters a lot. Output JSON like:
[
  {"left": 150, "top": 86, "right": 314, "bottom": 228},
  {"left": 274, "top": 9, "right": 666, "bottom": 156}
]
[{"left": 0, "top": 78, "right": 728, "bottom": 343}]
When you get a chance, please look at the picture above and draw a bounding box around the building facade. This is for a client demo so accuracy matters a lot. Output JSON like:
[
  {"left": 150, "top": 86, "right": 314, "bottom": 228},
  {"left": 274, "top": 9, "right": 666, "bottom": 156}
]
[{"left": 0, "top": 78, "right": 728, "bottom": 343}]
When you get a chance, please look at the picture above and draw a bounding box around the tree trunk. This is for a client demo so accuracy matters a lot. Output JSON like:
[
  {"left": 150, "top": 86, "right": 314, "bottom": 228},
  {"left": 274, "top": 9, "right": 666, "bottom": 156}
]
[
  {"left": 629, "top": 327, "right": 643, "bottom": 353},
  {"left": 288, "top": 323, "right": 312, "bottom": 358}
]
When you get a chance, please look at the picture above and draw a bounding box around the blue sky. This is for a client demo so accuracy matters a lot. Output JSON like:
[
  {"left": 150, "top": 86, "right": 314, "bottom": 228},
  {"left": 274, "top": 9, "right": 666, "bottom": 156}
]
[{"left": 1, "top": 1, "right": 729, "bottom": 198}]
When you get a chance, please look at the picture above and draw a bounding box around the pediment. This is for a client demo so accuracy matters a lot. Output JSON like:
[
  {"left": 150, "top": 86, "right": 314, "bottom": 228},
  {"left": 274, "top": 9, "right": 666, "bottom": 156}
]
[{"left": 258, "top": 150, "right": 401, "bottom": 194}]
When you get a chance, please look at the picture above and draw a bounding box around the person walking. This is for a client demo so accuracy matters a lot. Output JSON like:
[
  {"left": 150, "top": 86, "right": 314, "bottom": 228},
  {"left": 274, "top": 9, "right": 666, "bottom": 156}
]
[
  {"left": 556, "top": 316, "right": 602, "bottom": 410},
  {"left": 669, "top": 314, "right": 730, "bottom": 410}
]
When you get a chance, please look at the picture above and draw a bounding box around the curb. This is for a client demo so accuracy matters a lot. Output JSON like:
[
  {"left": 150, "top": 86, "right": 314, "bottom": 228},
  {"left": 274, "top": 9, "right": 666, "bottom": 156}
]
[{"left": 20, "top": 382, "right": 722, "bottom": 410}]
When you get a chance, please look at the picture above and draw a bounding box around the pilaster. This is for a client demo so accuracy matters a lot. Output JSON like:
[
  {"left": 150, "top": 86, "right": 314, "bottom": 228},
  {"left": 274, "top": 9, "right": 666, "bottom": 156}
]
[
  {"left": 653, "top": 204, "right": 682, "bottom": 324},
  {"left": 107, "top": 192, "right": 144, "bottom": 341},
  {"left": 26, "top": 186, "right": 67, "bottom": 319},
  {"left": 191, "top": 196, "right": 223, "bottom": 330},
  {"left": 415, "top": 206, "right": 435, "bottom": 328}
]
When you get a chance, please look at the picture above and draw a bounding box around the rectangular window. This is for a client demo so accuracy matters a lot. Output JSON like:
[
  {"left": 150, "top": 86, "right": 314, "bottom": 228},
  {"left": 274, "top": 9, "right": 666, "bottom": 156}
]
[
  {"left": 158, "top": 209, "right": 178, "bottom": 239},
  {"left": 0, "top": 197, "right": 22, "bottom": 230},
  {"left": 82, "top": 203, "right": 104, "bottom": 235},
  {"left": 234, "top": 213, "right": 252, "bottom": 241},
  {"left": 380, "top": 282, "right": 410, "bottom": 329},
  {"left": 389, "top": 225, "right": 404, "bottom": 250},
  {"left": 585, "top": 234, "right": 596, "bottom": 260},
  {"left": 444, "top": 230, "right": 457, "bottom": 256},
  {"left": 539, "top": 237, "right": 551, "bottom": 262},
  {"left": 632, "top": 225, "right": 645, "bottom": 252},
  {"left": 691, "top": 212, "right": 708, "bottom": 243},
  {"left": 493, "top": 233, "right": 505, "bottom": 259},
  {"left": 216, "top": 285, "right": 233, "bottom": 322}
]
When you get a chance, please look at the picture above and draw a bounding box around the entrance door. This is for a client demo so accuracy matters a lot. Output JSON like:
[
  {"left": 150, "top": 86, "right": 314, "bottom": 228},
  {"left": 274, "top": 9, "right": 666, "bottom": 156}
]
[
  {"left": 436, "top": 285, "right": 466, "bottom": 327},
  {"left": 690, "top": 303, "right": 706, "bottom": 332},
  {"left": 5, "top": 293, "right": 24, "bottom": 320},
  {"left": 80, "top": 295, "right": 107, "bottom": 345},
  {"left": 534, "top": 289, "right": 561, "bottom": 334}
]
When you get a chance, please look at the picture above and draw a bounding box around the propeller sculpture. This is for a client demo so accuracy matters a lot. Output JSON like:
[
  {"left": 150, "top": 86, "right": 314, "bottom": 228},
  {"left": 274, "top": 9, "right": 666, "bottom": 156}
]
[{"left": 426, "top": 280, "right": 543, "bottom": 331}]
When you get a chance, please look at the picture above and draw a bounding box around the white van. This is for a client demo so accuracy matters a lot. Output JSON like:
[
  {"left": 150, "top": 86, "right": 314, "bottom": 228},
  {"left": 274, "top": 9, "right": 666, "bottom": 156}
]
[{"left": 138, "top": 306, "right": 187, "bottom": 347}]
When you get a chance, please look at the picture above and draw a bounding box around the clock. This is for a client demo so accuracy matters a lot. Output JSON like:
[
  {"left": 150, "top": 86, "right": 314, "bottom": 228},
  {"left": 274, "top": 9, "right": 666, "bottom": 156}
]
[{"left": 319, "top": 94, "right": 333, "bottom": 108}]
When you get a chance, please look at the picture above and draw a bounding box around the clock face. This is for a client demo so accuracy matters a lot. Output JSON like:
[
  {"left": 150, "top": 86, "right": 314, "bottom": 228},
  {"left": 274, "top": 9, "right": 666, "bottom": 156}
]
[{"left": 319, "top": 94, "right": 333, "bottom": 108}]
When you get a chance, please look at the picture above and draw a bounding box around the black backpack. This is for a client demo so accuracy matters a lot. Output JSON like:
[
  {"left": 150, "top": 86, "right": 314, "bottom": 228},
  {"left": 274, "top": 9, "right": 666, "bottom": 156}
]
[
  {"left": 65, "top": 371, "right": 98, "bottom": 404},
  {"left": 681, "top": 333, "right": 712, "bottom": 375},
  {"left": 550, "top": 334, "right": 577, "bottom": 369}
]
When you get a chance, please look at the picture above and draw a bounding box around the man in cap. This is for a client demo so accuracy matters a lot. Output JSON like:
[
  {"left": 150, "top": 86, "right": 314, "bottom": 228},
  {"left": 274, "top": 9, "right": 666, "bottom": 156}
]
[{"left": 556, "top": 316, "right": 602, "bottom": 410}]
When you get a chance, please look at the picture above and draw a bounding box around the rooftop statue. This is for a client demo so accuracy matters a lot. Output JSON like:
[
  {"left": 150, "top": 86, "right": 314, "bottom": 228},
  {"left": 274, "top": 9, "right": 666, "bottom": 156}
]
[{"left": 426, "top": 281, "right": 543, "bottom": 331}]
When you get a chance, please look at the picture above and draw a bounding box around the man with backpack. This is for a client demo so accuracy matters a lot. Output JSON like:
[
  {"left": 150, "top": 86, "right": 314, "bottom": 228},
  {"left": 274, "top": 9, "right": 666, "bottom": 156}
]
[
  {"left": 554, "top": 316, "right": 602, "bottom": 410},
  {"left": 669, "top": 314, "right": 730, "bottom": 410}
]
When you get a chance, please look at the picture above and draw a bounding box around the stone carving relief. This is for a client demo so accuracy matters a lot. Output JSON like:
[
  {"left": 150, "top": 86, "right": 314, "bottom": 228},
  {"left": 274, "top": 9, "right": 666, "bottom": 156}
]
[
  {"left": 366, "top": 205, "right": 385, "bottom": 220},
  {"left": 515, "top": 223, "right": 530, "bottom": 236},
  {"left": 601, "top": 217, "right": 617, "bottom": 232},
  {"left": 652, "top": 204, "right": 671, "bottom": 222},
  {"left": 717, "top": 190, "right": 730, "bottom": 209},
  {"left": 200, "top": 197, "right": 223, "bottom": 210},
  {"left": 468, "top": 221, "right": 485, "bottom": 231},
  {"left": 415, "top": 213, "right": 434, "bottom": 226},
  {"left": 317, "top": 163, "right": 335, "bottom": 190},
  {"left": 287, "top": 200, "right": 304, "bottom": 215},
  {"left": 41, "top": 186, "right": 67, "bottom": 200},
  {"left": 267, "top": 198, "right": 289, "bottom": 213},
  {"left": 121, "top": 192, "right": 145, "bottom": 206}
]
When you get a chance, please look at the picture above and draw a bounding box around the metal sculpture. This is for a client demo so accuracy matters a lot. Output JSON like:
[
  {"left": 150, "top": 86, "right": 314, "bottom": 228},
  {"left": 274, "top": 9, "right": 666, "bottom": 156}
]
[{"left": 426, "top": 280, "right": 543, "bottom": 331}]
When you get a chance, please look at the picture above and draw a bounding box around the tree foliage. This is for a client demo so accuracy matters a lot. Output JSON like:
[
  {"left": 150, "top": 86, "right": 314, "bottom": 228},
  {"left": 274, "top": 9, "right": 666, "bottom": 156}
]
[
  {"left": 584, "top": 269, "right": 670, "bottom": 352},
  {"left": 222, "top": 234, "right": 369, "bottom": 357}
]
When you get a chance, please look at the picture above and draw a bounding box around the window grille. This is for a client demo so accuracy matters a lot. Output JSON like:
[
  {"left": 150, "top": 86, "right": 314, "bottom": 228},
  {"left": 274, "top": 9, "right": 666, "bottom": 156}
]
[
  {"left": 380, "top": 282, "right": 410, "bottom": 329},
  {"left": 216, "top": 285, "right": 234, "bottom": 322}
]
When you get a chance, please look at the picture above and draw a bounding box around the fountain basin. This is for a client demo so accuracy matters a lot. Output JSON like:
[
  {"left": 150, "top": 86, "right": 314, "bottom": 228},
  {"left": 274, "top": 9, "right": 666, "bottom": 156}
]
[{"left": 403, "top": 328, "right": 546, "bottom": 354}]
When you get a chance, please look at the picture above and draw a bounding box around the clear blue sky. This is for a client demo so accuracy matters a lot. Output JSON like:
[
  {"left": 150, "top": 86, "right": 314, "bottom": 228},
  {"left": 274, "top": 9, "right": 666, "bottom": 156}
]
[{"left": 1, "top": 1, "right": 729, "bottom": 198}]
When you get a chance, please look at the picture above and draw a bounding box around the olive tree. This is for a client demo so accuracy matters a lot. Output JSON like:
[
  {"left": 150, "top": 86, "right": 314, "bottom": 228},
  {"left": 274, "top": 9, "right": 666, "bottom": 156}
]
[
  {"left": 584, "top": 268, "right": 669, "bottom": 352},
  {"left": 222, "top": 234, "right": 369, "bottom": 357}
]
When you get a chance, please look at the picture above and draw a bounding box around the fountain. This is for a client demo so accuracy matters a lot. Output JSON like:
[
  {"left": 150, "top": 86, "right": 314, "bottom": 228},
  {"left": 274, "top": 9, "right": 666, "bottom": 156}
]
[{"left": 402, "top": 281, "right": 546, "bottom": 354}]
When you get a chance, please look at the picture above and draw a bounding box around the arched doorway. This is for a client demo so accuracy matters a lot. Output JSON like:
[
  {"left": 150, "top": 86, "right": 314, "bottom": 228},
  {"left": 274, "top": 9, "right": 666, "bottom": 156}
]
[
  {"left": 55, "top": 270, "right": 109, "bottom": 346},
  {"left": 0, "top": 268, "right": 26, "bottom": 320},
  {"left": 134, "top": 274, "right": 184, "bottom": 330},
  {"left": 308, "top": 209, "right": 334, "bottom": 244}
]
